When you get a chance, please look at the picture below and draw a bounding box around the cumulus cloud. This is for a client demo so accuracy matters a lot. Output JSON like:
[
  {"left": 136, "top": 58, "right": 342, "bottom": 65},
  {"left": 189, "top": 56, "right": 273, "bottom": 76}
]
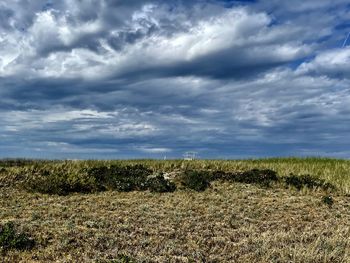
[{"left": 1, "top": 5, "right": 310, "bottom": 80}]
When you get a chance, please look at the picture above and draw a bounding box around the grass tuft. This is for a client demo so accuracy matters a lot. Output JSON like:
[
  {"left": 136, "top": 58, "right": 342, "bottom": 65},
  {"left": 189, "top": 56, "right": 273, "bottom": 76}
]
[{"left": 0, "top": 222, "right": 35, "bottom": 252}]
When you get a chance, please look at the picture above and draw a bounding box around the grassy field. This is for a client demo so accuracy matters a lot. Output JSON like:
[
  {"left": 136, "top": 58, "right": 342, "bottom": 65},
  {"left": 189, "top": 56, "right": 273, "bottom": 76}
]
[{"left": 0, "top": 158, "right": 350, "bottom": 262}]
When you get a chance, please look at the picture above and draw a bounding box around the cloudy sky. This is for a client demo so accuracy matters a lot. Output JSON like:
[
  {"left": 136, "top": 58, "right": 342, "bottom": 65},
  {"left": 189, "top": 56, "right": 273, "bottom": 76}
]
[{"left": 1, "top": 0, "right": 350, "bottom": 159}]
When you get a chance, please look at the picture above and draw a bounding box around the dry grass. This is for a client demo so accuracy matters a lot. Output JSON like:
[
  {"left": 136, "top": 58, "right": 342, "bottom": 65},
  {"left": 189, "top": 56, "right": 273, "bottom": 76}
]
[
  {"left": 1, "top": 184, "right": 349, "bottom": 262},
  {"left": 1, "top": 158, "right": 350, "bottom": 262}
]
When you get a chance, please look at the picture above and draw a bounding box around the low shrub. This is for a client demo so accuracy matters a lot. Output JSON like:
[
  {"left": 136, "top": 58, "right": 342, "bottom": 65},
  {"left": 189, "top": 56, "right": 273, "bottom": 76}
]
[
  {"left": 105, "top": 165, "right": 151, "bottom": 192},
  {"left": 322, "top": 195, "right": 334, "bottom": 207},
  {"left": 24, "top": 164, "right": 154, "bottom": 195},
  {"left": 211, "top": 170, "right": 229, "bottom": 181},
  {"left": 23, "top": 168, "right": 62, "bottom": 195},
  {"left": 180, "top": 170, "right": 211, "bottom": 192},
  {"left": 212, "top": 169, "right": 278, "bottom": 187},
  {"left": 233, "top": 169, "right": 278, "bottom": 186},
  {"left": 284, "top": 174, "right": 334, "bottom": 191},
  {"left": 0, "top": 222, "right": 35, "bottom": 251},
  {"left": 24, "top": 167, "right": 98, "bottom": 195},
  {"left": 146, "top": 174, "right": 176, "bottom": 193},
  {"left": 81, "top": 166, "right": 110, "bottom": 190},
  {"left": 84, "top": 164, "right": 152, "bottom": 191}
]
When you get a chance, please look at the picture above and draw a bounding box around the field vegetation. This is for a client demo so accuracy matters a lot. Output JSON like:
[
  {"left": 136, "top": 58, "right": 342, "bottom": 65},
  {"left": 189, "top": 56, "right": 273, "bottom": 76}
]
[{"left": 0, "top": 158, "right": 349, "bottom": 262}]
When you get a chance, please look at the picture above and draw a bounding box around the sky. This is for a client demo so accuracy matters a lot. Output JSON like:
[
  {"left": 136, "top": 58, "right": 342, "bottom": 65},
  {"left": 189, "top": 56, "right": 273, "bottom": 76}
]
[{"left": 1, "top": 0, "right": 350, "bottom": 159}]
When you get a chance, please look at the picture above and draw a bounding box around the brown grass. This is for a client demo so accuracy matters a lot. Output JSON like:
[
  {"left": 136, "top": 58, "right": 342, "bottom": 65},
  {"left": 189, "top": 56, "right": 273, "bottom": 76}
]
[{"left": 1, "top": 180, "right": 350, "bottom": 262}]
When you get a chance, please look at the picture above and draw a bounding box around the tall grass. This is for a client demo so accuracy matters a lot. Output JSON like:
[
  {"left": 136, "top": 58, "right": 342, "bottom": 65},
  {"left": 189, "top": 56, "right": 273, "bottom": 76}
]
[{"left": 1, "top": 157, "right": 350, "bottom": 193}]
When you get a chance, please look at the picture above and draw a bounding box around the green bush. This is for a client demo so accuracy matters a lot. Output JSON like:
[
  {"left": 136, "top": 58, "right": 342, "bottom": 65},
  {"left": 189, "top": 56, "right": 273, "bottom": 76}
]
[
  {"left": 211, "top": 170, "right": 228, "bottom": 181},
  {"left": 322, "top": 195, "right": 334, "bottom": 207},
  {"left": 106, "top": 165, "right": 151, "bottom": 191},
  {"left": 24, "top": 164, "right": 154, "bottom": 195},
  {"left": 181, "top": 170, "right": 211, "bottom": 192},
  {"left": 212, "top": 169, "right": 278, "bottom": 187},
  {"left": 23, "top": 168, "right": 65, "bottom": 195},
  {"left": 284, "top": 174, "right": 334, "bottom": 191},
  {"left": 0, "top": 222, "right": 35, "bottom": 251},
  {"left": 146, "top": 174, "right": 176, "bottom": 193},
  {"left": 81, "top": 166, "right": 110, "bottom": 188},
  {"left": 84, "top": 164, "right": 152, "bottom": 192},
  {"left": 233, "top": 169, "right": 278, "bottom": 186},
  {"left": 24, "top": 167, "right": 99, "bottom": 195},
  {"left": 147, "top": 168, "right": 278, "bottom": 192}
]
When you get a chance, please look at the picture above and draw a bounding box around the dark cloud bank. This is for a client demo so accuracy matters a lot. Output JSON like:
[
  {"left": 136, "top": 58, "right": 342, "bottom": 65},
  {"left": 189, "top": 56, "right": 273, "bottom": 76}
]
[{"left": 1, "top": 0, "right": 350, "bottom": 159}]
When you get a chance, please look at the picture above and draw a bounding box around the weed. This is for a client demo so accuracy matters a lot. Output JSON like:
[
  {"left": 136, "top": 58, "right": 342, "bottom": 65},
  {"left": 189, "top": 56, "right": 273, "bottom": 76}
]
[
  {"left": 322, "top": 195, "right": 334, "bottom": 207},
  {"left": 0, "top": 222, "right": 35, "bottom": 251}
]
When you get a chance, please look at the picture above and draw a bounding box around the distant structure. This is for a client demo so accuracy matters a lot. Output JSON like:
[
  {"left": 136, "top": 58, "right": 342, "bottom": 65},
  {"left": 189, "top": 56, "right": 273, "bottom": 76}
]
[
  {"left": 183, "top": 151, "right": 197, "bottom": 160},
  {"left": 342, "top": 32, "right": 350, "bottom": 48}
]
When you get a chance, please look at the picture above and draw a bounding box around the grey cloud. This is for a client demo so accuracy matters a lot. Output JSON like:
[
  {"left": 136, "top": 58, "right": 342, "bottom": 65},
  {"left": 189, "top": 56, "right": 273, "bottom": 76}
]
[
  {"left": 2, "top": 72, "right": 350, "bottom": 158},
  {"left": 1, "top": 1, "right": 311, "bottom": 80},
  {"left": 1, "top": 0, "right": 350, "bottom": 158},
  {"left": 297, "top": 48, "right": 350, "bottom": 79}
]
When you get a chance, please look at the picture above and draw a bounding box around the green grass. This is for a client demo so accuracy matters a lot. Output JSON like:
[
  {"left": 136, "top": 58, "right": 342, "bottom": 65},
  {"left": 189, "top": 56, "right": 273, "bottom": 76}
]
[{"left": 2, "top": 157, "right": 350, "bottom": 193}]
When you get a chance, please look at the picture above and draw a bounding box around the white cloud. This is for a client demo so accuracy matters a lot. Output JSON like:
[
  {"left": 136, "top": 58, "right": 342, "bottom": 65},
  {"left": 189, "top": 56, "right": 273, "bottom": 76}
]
[
  {"left": 297, "top": 47, "right": 350, "bottom": 78},
  {"left": 137, "top": 147, "right": 171, "bottom": 153},
  {"left": 0, "top": 6, "right": 310, "bottom": 80}
]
